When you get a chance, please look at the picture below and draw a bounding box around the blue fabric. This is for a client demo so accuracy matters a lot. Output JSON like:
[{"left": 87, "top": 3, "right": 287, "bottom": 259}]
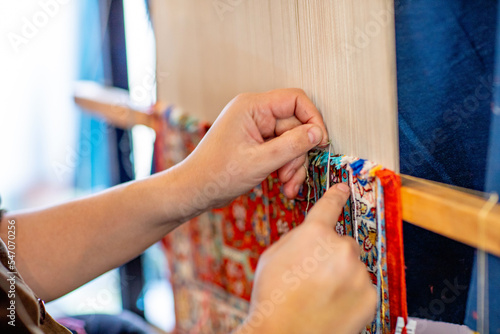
[
  {"left": 396, "top": 0, "right": 497, "bottom": 324},
  {"left": 486, "top": 4, "right": 500, "bottom": 194},
  {"left": 465, "top": 3, "right": 500, "bottom": 331},
  {"left": 397, "top": 0, "right": 495, "bottom": 190},
  {"left": 75, "top": 0, "right": 112, "bottom": 191}
]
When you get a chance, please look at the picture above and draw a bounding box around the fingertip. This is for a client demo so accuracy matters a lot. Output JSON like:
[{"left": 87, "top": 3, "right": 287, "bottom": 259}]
[
  {"left": 277, "top": 167, "right": 291, "bottom": 183},
  {"left": 305, "top": 185, "right": 349, "bottom": 227},
  {"left": 335, "top": 183, "right": 350, "bottom": 194},
  {"left": 283, "top": 171, "right": 306, "bottom": 199},
  {"left": 317, "top": 133, "right": 331, "bottom": 148},
  {"left": 307, "top": 125, "right": 323, "bottom": 145},
  {"left": 323, "top": 183, "right": 350, "bottom": 199},
  {"left": 282, "top": 182, "right": 299, "bottom": 199}
]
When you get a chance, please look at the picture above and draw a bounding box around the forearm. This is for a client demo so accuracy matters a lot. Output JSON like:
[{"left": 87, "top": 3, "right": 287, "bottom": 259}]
[
  {"left": 0, "top": 88, "right": 328, "bottom": 303},
  {"left": 0, "top": 162, "right": 202, "bottom": 301}
]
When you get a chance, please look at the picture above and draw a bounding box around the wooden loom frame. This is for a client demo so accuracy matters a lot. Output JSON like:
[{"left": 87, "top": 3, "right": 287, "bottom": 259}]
[{"left": 74, "top": 80, "right": 500, "bottom": 258}]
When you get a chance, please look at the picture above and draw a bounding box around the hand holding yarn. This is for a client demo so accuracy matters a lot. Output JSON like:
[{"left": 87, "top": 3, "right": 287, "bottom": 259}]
[
  {"left": 182, "top": 88, "right": 329, "bottom": 210},
  {"left": 236, "top": 184, "right": 377, "bottom": 334}
]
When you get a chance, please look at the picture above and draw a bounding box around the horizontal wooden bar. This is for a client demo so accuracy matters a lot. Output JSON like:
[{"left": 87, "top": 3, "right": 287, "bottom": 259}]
[
  {"left": 73, "top": 83, "right": 500, "bottom": 256},
  {"left": 74, "top": 81, "right": 154, "bottom": 129},
  {"left": 401, "top": 174, "right": 500, "bottom": 257}
]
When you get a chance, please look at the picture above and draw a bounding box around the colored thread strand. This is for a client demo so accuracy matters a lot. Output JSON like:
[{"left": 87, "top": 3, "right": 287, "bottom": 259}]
[
  {"left": 326, "top": 140, "right": 332, "bottom": 191},
  {"left": 305, "top": 164, "right": 312, "bottom": 213}
]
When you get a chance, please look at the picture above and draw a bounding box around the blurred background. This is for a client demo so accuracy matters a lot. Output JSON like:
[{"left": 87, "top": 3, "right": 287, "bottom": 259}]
[
  {"left": 0, "top": 0, "right": 174, "bottom": 332},
  {"left": 1, "top": 0, "right": 499, "bottom": 332}
]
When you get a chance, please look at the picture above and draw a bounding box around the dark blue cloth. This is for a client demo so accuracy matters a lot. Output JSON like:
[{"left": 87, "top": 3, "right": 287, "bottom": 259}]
[
  {"left": 395, "top": 0, "right": 497, "bottom": 324},
  {"left": 465, "top": 3, "right": 500, "bottom": 331}
]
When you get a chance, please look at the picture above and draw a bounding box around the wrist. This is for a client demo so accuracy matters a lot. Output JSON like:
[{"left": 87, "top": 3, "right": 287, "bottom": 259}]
[
  {"left": 179, "top": 151, "right": 243, "bottom": 210},
  {"left": 157, "top": 162, "right": 208, "bottom": 222},
  {"left": 133, "top": 163, "right": 207, "bottom": 230}
]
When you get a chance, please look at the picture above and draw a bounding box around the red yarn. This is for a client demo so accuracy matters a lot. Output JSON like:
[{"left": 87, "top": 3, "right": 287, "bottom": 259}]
[{"left": 376, "top": 170, "right": 408, "bottom": 333}]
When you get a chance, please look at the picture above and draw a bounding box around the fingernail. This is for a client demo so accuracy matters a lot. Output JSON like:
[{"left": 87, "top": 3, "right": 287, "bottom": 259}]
[
  {"left": 294, "top": 184, "right": 300, "bottom": 193},
  {"left": 336, "top": 183, "right": 350, "bottom": 193},
  {"left": 308, "top": 126, "right": 322, "bottom": 144}
]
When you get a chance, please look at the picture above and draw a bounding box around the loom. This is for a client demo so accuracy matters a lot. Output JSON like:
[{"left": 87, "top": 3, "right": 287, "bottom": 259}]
[{"left": 74, "top": 1, "right": 500, "bottom": 332}]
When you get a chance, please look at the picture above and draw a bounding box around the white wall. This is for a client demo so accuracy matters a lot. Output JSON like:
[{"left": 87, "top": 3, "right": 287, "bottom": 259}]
[{"left": 0, "top": 0, "right": 79, "bottom": 209}]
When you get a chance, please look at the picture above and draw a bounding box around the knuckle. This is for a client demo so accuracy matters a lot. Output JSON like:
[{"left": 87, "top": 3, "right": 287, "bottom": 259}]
[
  {"left": 277, "top": 168, "right": 289, "bottom": 183},
  {"left": 290, "top": 88, "right": 306, "bottom": 95},
  {"left": 236, "top": 92, "right": 250, "bottom": 100},
  {"left": 266, "top": 144, "right": 281, "bottom": 160},
  {"left": 232, "top": 92, "right": 251, "bottom": 104}
]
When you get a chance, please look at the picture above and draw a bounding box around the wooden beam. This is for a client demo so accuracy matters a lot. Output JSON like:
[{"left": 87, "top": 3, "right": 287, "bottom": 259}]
[
  {"left": 74, "top": 81, "right": 154, "bottom": 129},
  {"left": 73, "top": 84, "right": 500, "bottom": 256},
  {"left": 401, "top": 174, "right": 500, "bottom": 257}
]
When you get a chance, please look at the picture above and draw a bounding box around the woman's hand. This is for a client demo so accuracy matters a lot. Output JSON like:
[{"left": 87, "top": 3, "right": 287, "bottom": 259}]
[
  {"left": 180, "top": 88, "right": 329, "bottom": 211},
  {"left": 235, "top": 184, "right": 377, "bottom": 334}
]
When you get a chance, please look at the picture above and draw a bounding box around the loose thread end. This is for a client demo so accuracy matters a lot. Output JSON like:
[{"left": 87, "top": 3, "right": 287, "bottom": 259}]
[{"left": 326, "top": 140, "right": 333, "bottom": 191}]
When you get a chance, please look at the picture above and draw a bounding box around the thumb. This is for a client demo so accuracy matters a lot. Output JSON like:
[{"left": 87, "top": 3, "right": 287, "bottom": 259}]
[
  {"left": 305, "top": 183, "right": 351, "bottom": 228},
  {"left": 259, "top": 124, "right": 323, "bottom": 173}
]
